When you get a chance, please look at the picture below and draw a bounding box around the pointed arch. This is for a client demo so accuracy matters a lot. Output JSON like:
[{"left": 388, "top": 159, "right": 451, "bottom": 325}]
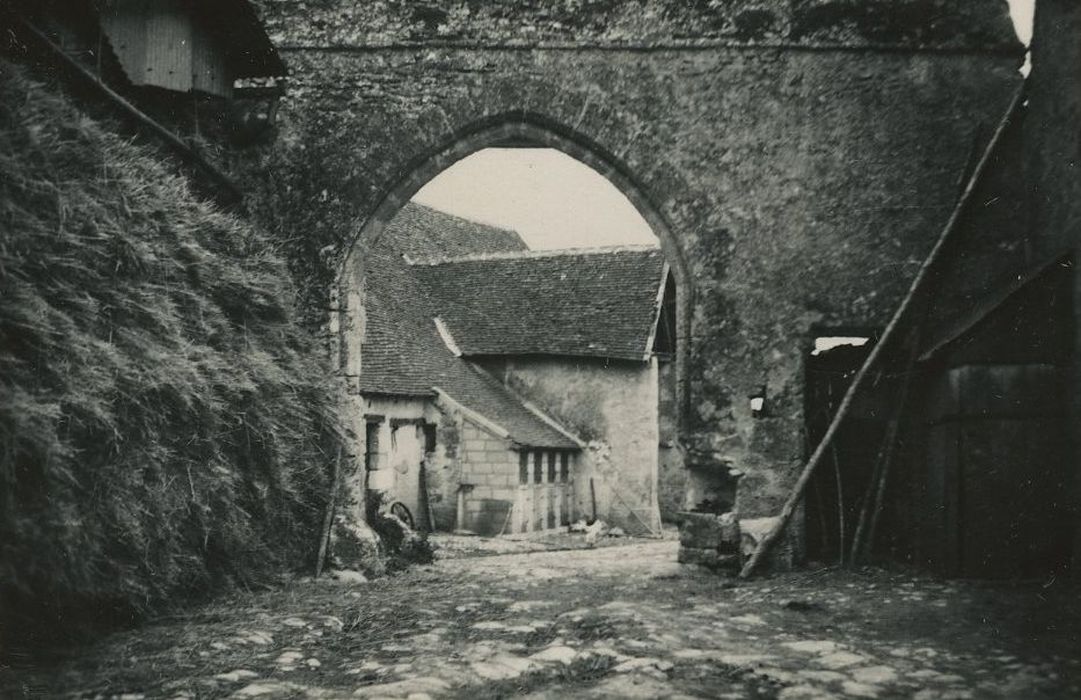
[{"left": 339, "top": 112, "right": 693, "bottom": 428}]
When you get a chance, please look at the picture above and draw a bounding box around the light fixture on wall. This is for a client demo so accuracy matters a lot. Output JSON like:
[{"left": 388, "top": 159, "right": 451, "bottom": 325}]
[{"left": 749, "top": 385, "right": 767, "bottom": 418}]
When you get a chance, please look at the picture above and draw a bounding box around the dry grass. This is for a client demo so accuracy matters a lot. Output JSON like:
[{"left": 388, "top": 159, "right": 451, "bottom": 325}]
[{"left": 0, "top": 59, "right": 340, "bottom": 647}]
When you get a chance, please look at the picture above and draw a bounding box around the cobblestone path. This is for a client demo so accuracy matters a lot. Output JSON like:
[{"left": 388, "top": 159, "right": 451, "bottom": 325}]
[{"left": 3, "top": 540, "right": 1079, "bottom": 698}]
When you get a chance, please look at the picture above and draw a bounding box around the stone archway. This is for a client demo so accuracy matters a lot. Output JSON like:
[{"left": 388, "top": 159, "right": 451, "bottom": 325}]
[
  {"left": 256, "top": 1, "right": 1022, "bottom": 566},
  {"left": 333, "top": 114, "right": 695, "bottom": 542},
  {"left": 338, "top": 113, "right": 694, "bottom": 429}
]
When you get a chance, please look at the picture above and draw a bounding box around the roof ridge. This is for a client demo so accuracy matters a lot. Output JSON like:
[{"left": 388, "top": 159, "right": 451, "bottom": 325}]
[
  {"left": 408, "top": 243, "right": 661, "bottom": 266},
  {"left": 404, "top": 200, "right": 522, "bottom": 236}
]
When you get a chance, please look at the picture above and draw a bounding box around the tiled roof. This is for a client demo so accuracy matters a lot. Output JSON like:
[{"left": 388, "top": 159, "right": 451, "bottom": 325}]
[
  {"left": 359, "top": 210, "right": 577, "bottom": 449},
  {"left": 382, "top": 202, "right": 527, "bottom": 260},
  {"left": 412, "top": 246, "right": 667, "bottom": 361}
]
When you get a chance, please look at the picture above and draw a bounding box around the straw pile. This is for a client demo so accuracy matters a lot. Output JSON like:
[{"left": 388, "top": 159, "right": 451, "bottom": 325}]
[{"left": 0, "top": 60, "right": 338, "bottom": 638}]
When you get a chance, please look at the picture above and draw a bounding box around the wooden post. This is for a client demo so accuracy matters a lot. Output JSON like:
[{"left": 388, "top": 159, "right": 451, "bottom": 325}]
[
  {"left": 850, "top": 327, "right": 923, "bottom": 565},
  {"left": 420, "top": 461, "right": 437, "bottom": 533},
  {"left": 314, "top": 445, "right": 343, "bottom": 579},
  {"left": 832, "top": 446, "right": 845, "bottom": 566}
]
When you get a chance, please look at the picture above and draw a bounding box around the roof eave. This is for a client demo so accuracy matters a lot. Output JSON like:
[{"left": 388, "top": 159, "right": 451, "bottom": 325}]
[
  {"left": 432, "top": 386, "right": 511, "bottom": 439},
  {"left": 460, "top": 350, "right": 652, "bottom": 364},
  {"left": 642, "top": 261, "right": 671, "bottom": 361},
  {"left": 360, "top": 389, "right": 437, "bottom": 399},
  {"left": 194, "top": 0, "right": 288, "bottom": 79}
]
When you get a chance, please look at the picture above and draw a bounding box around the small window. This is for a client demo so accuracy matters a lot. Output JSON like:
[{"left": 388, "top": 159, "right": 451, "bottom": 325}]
[
  {"left": 533, "top": 451, "right": 543, "bottom": 484},
  {"left": 365, "top": 422, "right": 380, "bottom": 471},
  {"left": 519, "top": 451, "right": 529, "bottom": 484},
  {"left": 547, "top": 452, "right": 557, "bottom": 483},
  {"left": 812, "top": 336, "right": 871, "bottom": 356},
  {"left": 560, "top": 453, "right": 570, "bottom": 483},
  {"left": 423, "top": 423, "right": 437, "bottom": 453}
]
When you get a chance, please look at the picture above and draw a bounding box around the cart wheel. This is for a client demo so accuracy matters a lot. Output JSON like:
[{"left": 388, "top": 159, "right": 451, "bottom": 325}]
[{"left": 389, "top": 502, "right": 414, "bottom": 529}]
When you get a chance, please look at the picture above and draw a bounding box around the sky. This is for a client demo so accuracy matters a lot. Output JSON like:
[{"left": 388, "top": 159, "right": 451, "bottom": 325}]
[
  {"left": 1008, "top": 0, "right": 1034, "bottom": 45},
  {"left": 413, "top": 1, "right": 1036, "bottom": 251},
  {"left": 412, "top": 148, "right": 657, "bottom": 250}
]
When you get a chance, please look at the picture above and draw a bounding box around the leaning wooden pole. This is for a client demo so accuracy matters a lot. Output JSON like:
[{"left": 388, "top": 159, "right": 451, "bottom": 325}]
[
  {"left": 8, "top": 10, "right": 245, "bottom": 205},
  {"left": 848, "top": 328, "right": 920, "bottom": 565},
  {"left": 739, "top": 85, "right": 1026, "bottom": 579},
  {"left": 314, "top": 445, "right": 343, "bottom": 579},
  {"left": 849, "top": 415, "right": 899, "bottom": 565},
  {"left": 861, "top": 342, "right": 921, "bottom": 562}
]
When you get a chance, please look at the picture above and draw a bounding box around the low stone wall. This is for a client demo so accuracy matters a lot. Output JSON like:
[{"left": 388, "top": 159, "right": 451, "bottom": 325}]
[
  {"left": 459, "top": 420, "right": 518, "bottom": 535},
  {"left": 677, "top": 512, "right": 741, "bottom": 574},
  {"left": 678, "top": 512, "right": 797, "bottom": 574}
]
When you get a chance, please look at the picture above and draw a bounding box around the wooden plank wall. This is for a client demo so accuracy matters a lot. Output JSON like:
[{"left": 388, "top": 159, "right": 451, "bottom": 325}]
[
  {"left": 100, "top": 1, "right": 149, "bottom": 86},
  {"left": 191, "top": 18, "right": 230, "bottom": 97},
  {"left": 919, "top": 364, "right": 1071, "bottom": 577},
  {"left": 100, "top": 0, "right": 231, "bottom": 97},
  {"left": 141, "top": 0, "right": 190, "bottom": 92}
]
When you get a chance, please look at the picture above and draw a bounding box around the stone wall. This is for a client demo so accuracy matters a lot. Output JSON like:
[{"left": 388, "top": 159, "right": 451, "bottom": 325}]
[
  {"left": 478, "top": 356, "right": 661, "bottom": 534},
  {"left": 254, "top": 1, "right": 1019, "bottom": 50},
  {"left": 1025, "top": 0, "right": 1081, "bottom": 261},
  {"left": 457, "top": 419, "right": 520, "bottom": 535},
  {"left": 657, "top": 358, "right": 687, "bottom": 520},
  {"left": 362, "top": 396, "right": 441, "bottom": 529},
  {"left": 241, "top": 0, "right": 1023, "bottom": 555}
]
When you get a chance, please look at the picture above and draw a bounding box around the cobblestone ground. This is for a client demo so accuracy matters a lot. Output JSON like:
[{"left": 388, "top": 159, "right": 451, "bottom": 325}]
[{"left": 3, "top": 540, "right": 1079, "bottom": 699}]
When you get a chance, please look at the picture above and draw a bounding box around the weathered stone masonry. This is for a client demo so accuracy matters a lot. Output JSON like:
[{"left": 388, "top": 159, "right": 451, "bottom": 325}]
[{"left": 244, "top": 1, "right": 1022, "bottom": 558}]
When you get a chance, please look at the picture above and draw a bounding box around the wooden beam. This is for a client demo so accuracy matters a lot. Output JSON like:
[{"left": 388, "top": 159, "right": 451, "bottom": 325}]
[{"left": 9, "top": 9, "right": 245, "bottom": 206}]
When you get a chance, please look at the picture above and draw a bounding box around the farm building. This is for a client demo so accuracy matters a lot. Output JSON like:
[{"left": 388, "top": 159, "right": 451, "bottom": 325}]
[{"left": 358, "top": 203, "right": 678, "bottom": 537}]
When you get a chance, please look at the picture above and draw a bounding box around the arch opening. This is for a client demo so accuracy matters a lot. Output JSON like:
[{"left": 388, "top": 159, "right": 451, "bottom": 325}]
[{"left": 340, "top": 118, "right": 692, "bottom": 542}]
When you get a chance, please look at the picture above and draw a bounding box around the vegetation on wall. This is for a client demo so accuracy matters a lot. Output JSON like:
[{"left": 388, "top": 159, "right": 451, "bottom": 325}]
[
  {"left": 240, "top": 100, "right": 373, "bottom": 331},
  {"left": 0, "top": 60, "right": 339, "bottom": 643}
]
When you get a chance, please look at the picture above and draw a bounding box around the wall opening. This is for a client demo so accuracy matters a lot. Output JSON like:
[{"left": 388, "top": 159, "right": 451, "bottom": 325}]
[
  {"left": 343, "top": 120, "right": 689, "bottom": 540},
  {"left": 803, "top": 331, "right": 884, "bottom": 565}
]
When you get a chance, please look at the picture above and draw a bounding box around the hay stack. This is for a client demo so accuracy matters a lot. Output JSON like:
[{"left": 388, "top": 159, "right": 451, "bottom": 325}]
[{"left": 0, "top": 60, "right": 338, "bottom": 641}]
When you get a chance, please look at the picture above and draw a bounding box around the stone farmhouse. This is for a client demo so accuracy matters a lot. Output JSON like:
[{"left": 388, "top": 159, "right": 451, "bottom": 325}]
[{"left": 360, "top": 203, "right": 678, "bottom": 537}]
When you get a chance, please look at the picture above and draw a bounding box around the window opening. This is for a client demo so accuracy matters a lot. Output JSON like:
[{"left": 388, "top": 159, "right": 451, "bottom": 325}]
[
  {"left": 519, "top": 451, "right": 529, "bottom": 484},
  {"left": 364, "top": 421, "right": 380, "bottom": 471}
]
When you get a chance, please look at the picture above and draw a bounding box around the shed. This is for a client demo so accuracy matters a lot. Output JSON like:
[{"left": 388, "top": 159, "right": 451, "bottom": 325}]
[
  {"left": 913, "top": 254, "right": 1074, "bottom": 578},
  {"left": 99, "top": 0, "right": 286, "bottom": 98}
]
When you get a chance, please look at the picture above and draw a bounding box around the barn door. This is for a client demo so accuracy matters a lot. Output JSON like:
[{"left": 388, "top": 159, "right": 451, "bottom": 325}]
[{"left": 922, "top": 364, "right": 1071, "bottom": 577}]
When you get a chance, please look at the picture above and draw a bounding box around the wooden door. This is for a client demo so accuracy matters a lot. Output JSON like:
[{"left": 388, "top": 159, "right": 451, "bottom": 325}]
[{"left": 921, "top": 364, "right": 1070, "bottom": 577}]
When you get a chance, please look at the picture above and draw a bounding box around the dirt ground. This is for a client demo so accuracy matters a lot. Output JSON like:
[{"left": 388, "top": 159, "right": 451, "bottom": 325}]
[{"left": 2, "top": 539, "right": 1079, "bottom": 699}]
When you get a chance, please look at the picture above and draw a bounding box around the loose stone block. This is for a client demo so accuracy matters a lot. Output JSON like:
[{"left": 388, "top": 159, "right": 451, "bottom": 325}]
[
  {"left": 677, "top": 546, "right": 740, "bottom": 571},
  {"left": 678, "top": 511, "right": 740, "bottom": 551}
]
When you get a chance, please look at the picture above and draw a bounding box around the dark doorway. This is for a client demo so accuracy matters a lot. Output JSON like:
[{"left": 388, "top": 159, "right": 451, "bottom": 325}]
[{"left": 804, "top": 335, "right": 886, "bottom": 564}]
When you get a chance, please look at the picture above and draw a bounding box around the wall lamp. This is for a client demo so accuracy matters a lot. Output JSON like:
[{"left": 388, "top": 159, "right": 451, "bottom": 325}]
[{"left": 749, "top": 385, "right": 768, "bottom": 418}]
